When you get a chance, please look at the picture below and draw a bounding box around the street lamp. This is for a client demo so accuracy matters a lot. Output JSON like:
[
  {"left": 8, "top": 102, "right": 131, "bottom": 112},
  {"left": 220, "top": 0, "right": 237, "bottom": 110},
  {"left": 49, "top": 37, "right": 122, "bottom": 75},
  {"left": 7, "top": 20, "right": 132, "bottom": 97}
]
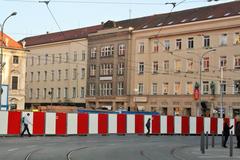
[{"left": 0, "top": 12, "right": 17, "bottom": 110}]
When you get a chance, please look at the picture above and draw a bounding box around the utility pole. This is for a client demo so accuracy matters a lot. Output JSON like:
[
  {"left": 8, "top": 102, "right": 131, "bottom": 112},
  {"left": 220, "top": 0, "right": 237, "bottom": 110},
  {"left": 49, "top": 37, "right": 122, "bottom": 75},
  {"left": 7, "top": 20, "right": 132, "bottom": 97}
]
[{"left": 220, "top": 66, "right": 224, "bottom": 118}]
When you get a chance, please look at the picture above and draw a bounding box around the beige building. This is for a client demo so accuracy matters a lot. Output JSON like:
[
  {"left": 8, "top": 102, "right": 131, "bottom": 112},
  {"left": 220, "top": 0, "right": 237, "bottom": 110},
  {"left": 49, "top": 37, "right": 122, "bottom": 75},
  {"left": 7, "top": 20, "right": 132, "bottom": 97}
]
[
  {"left": 0, "top": 32, "right": 26, "bottom": 110},
  {"left": 23, "top": 26, "right": 101, "bottom": 109}
]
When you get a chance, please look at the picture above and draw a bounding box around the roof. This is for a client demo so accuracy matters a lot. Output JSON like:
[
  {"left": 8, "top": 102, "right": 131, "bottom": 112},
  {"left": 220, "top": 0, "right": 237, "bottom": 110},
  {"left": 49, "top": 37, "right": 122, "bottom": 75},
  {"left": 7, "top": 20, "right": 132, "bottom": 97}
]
[
  {"left": 23, "top": 1, "right": 240, "bottom": 47},
  {"left": 0, "top": 32, "right": 23, "bottom": 49}
]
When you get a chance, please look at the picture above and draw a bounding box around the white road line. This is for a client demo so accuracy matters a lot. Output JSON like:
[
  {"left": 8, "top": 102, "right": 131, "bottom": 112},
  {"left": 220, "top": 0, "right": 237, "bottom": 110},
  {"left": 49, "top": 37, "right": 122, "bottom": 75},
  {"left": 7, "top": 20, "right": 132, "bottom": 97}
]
[
  {"left": 8, "top": 148, "right": 19, "bottom": 152},
  {"left": 26, "top": 145, "right": 36, "bottom": 148}
]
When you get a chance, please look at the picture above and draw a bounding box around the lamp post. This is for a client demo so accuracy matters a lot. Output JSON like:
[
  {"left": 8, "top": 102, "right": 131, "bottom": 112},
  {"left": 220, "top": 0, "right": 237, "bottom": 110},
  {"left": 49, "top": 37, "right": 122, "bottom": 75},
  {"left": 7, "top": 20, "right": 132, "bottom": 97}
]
[{"left": 0, "top": 12, "right": 17, "bottom": 110}]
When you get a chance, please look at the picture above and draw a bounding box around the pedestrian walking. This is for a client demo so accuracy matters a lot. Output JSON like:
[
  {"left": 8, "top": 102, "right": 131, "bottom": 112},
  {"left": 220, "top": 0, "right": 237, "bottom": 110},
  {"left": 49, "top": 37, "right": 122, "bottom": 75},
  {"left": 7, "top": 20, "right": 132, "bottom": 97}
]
[
  {"left": 222, "top": 121, "right": 233, "bottom": 148},
  {"left": 235, "top": 116, "right": 240, "bottom": 148},
  {"left": 145, "top": 118, "right": 151, "bottom": 136},
  {"left": 20, "top": 113, "right": 32, "bottom": 137}
]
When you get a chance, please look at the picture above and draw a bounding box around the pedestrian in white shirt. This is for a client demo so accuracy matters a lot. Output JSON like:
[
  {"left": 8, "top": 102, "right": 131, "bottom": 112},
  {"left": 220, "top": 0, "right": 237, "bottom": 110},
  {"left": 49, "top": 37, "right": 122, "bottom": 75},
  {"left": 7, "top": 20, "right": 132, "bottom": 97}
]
[{"left": 20, "top": 113, "right": 32, "bottom": 137}]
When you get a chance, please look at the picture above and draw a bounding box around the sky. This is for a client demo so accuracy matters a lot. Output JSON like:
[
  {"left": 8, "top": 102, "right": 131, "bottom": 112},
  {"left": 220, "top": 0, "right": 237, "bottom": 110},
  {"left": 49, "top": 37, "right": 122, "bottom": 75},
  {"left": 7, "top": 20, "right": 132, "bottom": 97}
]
[{"left": 0, "top": 0, "right": 235, "bottom": 40}]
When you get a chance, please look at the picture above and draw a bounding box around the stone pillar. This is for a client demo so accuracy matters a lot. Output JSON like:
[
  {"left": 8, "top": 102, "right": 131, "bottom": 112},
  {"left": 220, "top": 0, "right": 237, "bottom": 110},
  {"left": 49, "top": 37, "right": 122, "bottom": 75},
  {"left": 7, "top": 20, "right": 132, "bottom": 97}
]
[
  {"left": 168, "top": 107, "right": 174, "bottom": 116},
  {"left": 95, "top": 101, "right": 100, "bottom": 109},
  {"left": 112, "top": 101, "right": 117, "bottom": 111}
]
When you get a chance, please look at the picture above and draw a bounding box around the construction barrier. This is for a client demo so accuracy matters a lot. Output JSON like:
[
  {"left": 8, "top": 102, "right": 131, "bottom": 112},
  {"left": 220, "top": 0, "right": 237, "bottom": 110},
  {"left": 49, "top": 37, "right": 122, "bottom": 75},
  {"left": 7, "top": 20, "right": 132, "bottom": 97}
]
[{"left": 0, "top": 111, "right": 236, "bottom": 136}]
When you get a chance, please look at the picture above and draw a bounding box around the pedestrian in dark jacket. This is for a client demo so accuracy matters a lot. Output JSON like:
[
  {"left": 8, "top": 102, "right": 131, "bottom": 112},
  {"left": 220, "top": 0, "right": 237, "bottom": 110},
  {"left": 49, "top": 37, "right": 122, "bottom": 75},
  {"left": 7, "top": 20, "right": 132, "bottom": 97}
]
[
  {"left": 235, "top": 117, "right": 240, "bottom": 148},
  {"left": 145, "top": 118, "right": 151, "bottom": 136},
  {"left": 222, "top": 121, "right": 233, "bottom": 148}
]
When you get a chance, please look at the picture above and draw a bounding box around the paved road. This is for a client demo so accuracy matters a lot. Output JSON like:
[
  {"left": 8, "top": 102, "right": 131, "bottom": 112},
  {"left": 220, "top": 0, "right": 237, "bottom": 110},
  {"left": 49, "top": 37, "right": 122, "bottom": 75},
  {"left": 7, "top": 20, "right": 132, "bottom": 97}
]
[{"left": 0, "top": 135, "right": 239, "bottom": 160}]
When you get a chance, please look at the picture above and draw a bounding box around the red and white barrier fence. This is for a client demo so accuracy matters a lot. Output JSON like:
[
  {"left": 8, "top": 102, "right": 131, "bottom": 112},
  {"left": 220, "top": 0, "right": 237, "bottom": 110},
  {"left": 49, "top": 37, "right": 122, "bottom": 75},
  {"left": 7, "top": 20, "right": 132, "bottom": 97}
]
[{"left": 0, "top": 111, "right": 236, "bottom": 136}]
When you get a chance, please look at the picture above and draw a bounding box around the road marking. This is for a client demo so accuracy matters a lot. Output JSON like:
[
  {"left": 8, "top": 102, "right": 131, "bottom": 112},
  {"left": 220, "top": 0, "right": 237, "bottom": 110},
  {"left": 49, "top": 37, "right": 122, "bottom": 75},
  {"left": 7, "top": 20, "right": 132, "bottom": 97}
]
[
  {"left": 26, "top": 145, "right": 36, "bottom": 148},
  {"left": 8, "top": 148, "right": 19, "bottom": 152},
  {"left": 66, "top": 147, "right": 88, "bottom": 160}
]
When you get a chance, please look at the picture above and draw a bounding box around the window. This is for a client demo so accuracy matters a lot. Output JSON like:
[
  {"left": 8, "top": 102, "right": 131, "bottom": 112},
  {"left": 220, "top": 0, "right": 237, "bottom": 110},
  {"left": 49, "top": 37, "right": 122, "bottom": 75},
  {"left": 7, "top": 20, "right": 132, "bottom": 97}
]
[
  {"left": 220, "top": 34, "right": 227, "bottom": 46},
  {"left": 100, "top": 45, "right": 114, "bottom": 57},
  {"left": 52, "top": 54, "right": 55, "bottom": 64},
  {"left": 118, "top": 44, "right": 126, "bottom": 56},
  {"left": 74, "top": 51, "right": 78, "bottom": 61},
  {"left": 82, "top": 51, "right": 86, "bottom": 61},
  {"left": 12, "top": 76, "right": 18, "bottom": 90},
  {"left": 90, "top": 64, "right": 96, "bottom": 76},
  {"left": 117, "top": 82, "right": 124, "bottom": 96},
  {"left": 219, "top": 56, "right": 227, "bottom": 69},
  {"left": 36, "top": 88, "right": 40, "bottom": 99},
  {"left": 176, "top": 39, "right": 182, "bottom": 50},
  {"left": 152, "top": 61, "right": 158, "bottom": 74},
  {"left": 90, "top": 48, "right": 97, "bottom": 58},
  {"left": 203, "top": 57, "right": 209, "bottom": 71},
  {"left": 153, "top": 40, "right": 159, "bottom": 53},
  {"left": 44, "top": 71, "right": 47, "bottom": 81},
  {"left": 138, "top": 42, "right": 144, "bottom": 53},
  {"left": 38, "top": 56, "right": 40, "bottom": 65},
  {"left": 72, "top": 87, "right": 76, "bottom": 98},
  {"left": 65, "top": 52, "right": 69, "bottom": 63},
  {"left": 175, "top": 60, "right": 181, "bottom": 72},
  {"left": 234, "top": 32, "right": 240, "bottom": 45},
  {"left": 57, "top": 88, "right": 61, "bottom": 98},
  {"left": 64, "top": 88, "right": 68, "bottom": 98},
  {"left": 37, "top": 71, "right": 40, "bottom": 81},
  {"left": 138, "top": 62, "right": 144, "bottom": 74},
  {"left": 204, "top": 35, "right": 210, "bottom": 48},
  {"left": 186, "top": 82, "right": 193, "bottom": 94},
  {"left": 100, "top": 64, "right": 113, "bottom": 76},
  {"left": 234, "top": 55, "right": 240, "bottom": 69},
  {"left": 51, "top": 70, "right": 54, "bottom": 81},
  {"left": 99, "top": 83, "right": 112, "bottom": 96},
  {"left": 186, "top": 59, "right": 193, "bottom": 72},
  {"left": 43, "top": 88, "right": 47, "bottom": 99},
  {"left": 220, "top": 81, "right": 226, "bottom": 95},
  {"left": 81, "top": 68, "right": 85, "bottom": 79},
  {"left": 234, "top": 80, "right": 240, "bottom": 94},
  {"left": 163, "top": 83, "right": 169, "bottom": 95},
  {"left": 45, "top": 54, "right": 48, "bottom": 64},
  {"left": 138, "top": 83, "right": 144, "bottom": 95},
  {"left": 80, "top": 87, "right": 85, "bottom": 98},
  {"left": 164, "top": 60, "right": 169, "bottom": 72},
  {"left": 65, "top": 69, "right": 69, "bottom": 80},
  {"left": 29, "top": 88, "right": 33, "bottom": 99},
  {"left": 203, "top": 81, "right": 209, "bottom": 94},
  {"left": 188, "top": 37, "right": 194, "bottom": 49},
  {"left": 73, "top": 68, "right": 77, "bottom": 80},
  {"left": 58, "top": 70, "right": 61, "bottom": 80},
  {"left": 50, "top": 88, "right": 54, "bottom": 98},
  {"left": 117, "top": 63, "right": 124, "bottom": 75},
  {"left": 89, "top": 83, "right": 95, "bottom": 96},
  {"left": 164, "top": 40, "right": 170, "bottom": 51},
  {"left": 13, "top": 56, "right": 19, "bottom": 64},
  {"left": 30, "top": 72, "right": 33, "bottom": 82},
  {"left": 58, "top": 53, "right": 62, "bottom": 63},
  {"left": 174, "top": 82, "right": 181, "bottom": 95},
  {"left": 152, "top": 83, "right": 157, "bottom": 95},
  {"left": 31, "top": 56, "right": 34, "bottom": 65}
]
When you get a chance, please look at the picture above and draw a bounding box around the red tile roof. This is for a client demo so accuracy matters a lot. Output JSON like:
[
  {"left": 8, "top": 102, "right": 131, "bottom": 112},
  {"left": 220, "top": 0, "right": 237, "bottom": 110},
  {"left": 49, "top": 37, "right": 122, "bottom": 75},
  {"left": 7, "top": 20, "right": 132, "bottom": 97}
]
[
  {"left": 0, "top": 32, "right": 23, "bottom": 49},
  {"left": 23, "top": 1, "right": 240, "bottom": 47}
]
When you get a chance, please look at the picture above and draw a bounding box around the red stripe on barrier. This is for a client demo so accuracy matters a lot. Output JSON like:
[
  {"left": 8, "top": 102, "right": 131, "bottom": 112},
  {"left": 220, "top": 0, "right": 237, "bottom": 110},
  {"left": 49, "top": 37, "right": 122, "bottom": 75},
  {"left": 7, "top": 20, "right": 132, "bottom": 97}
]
[
  {"left": 182, "top": 116, "right": 189, "bottom": 135},
  {"left": 98, "top": 114, "right": 108, "bottom": 134},
  {"left": 33, "top": 112, "right": 45, "bottom": 135},
  {"left": 167, "top": 115, "right": 174, "bottom": 134},
  {"left": 196, "top": 117, "right": 204, "bottom": 134},
  {"left": 78, "top": 113, "right": 89, "bottom": 135},
  {"left": 7, "top": 111, "right": 21, "bottom": 135},
  {"left": 210, "top": 117, "right": 217, "bottom": 134},
  {"left": 117, "top": 114, "right": 126, "bottom": 134},
  {"left": 56, "top": 113, "right": 67, "bottom": 135},
  {"left": 135, "top": 114, "right": 144, "bottom": 134},
  {"left": 152, "top": 115, "right": 160, "bottom": 134}
]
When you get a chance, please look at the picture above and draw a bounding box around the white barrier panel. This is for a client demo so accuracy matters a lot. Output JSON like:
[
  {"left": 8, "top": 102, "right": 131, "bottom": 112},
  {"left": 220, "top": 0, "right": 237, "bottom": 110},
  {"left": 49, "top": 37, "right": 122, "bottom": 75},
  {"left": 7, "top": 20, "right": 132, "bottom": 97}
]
[
  {"left": 127, "top": 114, "right": 135, "bottom": 134},
  {"left": 217, "top": 118, "right": 224, "bottom": 135},
  {"left": 0, "top": 111, "right": 8, "bottom": 135},
  {"left": 108, "top": 114, "right": 117, "bottom": 134},
  {"left": 204, "top": 117, "right": 210, "bottom": 133},
  {"left": 45, "top": 112, "right": 56, "bottom": 135},
  {"left": 160, "top": 116, "right": 167, "bottom": 134},
  {"left": 67, "top": 113, "right": 78, "bottom": 135},
  {"left": 22, "top": 112, "right": 33, "bottom": 135},
  {"left": 144, "top": 115, "right": 152, "bottom": 134},
  {"left": 174, "top": 116, "right": 182, "bottom": 134},
  {"left": 89, "top": 114, "right": 98, "bottom": 134},
  {"left": 230, "top": 119, "right": 235, "bottom": 135},
  {"left": 190, "top": 117, "right": 196, "bottom": 134}
]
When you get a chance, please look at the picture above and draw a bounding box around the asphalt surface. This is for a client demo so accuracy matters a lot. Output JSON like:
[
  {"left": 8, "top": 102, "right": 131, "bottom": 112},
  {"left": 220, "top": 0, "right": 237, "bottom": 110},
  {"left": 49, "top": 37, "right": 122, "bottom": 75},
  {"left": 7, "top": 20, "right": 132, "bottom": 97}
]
[{"left": 0, "top": 135, "right": 239, "bottom": 160}]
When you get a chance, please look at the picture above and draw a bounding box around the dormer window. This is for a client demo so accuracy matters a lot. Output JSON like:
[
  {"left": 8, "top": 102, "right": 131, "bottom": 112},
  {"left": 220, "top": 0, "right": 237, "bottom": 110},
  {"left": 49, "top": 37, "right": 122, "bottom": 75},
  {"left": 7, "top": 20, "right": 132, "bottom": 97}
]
[
  {"left": 224, "top": 13, "right": 231, "bottom": 16},
  {"left": 142, "top": 25, "right": 148, "bottom": 29},
  {"left": 208, "top": 15, "right": 214, "bottom": 19},
  {"left": 181, "top": 19, "right": 187, "bottom": 23},
  {"left": 157, "top": 23, "right": 163, "bottom": 27},
  {"left": 191, "top": 17, "right": 198, "bottom": 21},
  {"left": 168, "top": 21, "right": 174, "bottom": 25}
]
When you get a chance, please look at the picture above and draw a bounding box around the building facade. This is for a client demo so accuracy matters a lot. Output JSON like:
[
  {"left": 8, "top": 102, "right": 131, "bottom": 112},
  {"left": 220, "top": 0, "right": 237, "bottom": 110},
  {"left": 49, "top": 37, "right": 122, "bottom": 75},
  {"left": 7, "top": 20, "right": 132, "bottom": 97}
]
[{"left": 0, "top": 32, "right": 26, "bottom": 110}]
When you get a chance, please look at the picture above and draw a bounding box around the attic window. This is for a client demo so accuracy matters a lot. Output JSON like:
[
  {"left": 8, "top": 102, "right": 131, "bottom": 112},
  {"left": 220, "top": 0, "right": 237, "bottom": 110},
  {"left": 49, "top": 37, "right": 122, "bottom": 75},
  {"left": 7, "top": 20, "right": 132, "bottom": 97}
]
[
  {"left": 142, "top": 25, "right": 148, "bottom": 29},
  {"left": 191, "top": 17, "right": 198, "bottom": 21},
  {"left": 224, "top": 13, "right": 231, "bottom": 16},
  {"left": 181, "top": 19, "right": 187, "bottom": 23},
  {"left": 157, "top": 23, "right": 163, "bottom": 27},
  {"left": 168, "top": 21, "right": 174, "bottom": 25},
  {"left": 207, "top": 15, "right": 214, "bottom": 19}
]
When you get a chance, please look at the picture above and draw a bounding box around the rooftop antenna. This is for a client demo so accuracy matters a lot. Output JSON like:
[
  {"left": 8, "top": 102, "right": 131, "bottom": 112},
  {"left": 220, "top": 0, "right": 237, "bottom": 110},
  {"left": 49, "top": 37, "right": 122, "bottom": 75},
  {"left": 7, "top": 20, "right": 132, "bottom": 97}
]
[{"left": 165, "top": 2, "right": 176, "bottom": 8}]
